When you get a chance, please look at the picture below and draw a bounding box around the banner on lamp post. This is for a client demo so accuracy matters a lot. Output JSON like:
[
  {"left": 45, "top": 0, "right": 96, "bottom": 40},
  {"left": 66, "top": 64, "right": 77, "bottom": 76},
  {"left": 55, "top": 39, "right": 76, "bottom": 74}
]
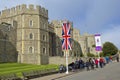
[{"left": 94, "top": 34, "right": 102, "bottom": 51}]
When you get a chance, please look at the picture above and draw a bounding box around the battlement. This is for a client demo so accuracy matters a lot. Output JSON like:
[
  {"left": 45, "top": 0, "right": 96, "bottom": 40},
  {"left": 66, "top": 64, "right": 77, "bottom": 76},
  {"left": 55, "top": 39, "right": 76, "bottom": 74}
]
[{"left": 0, "top": 4, "right": 48, "bottom": 18}]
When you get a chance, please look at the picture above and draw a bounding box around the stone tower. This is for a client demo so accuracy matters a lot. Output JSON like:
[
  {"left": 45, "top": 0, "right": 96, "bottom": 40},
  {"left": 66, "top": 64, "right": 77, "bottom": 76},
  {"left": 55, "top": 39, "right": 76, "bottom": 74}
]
[
  {"left": 0, "top": 4, "right": 49, "bottom": 64},
  {"left": 79, "top": 33, "right": 96, "bottom": 57}
]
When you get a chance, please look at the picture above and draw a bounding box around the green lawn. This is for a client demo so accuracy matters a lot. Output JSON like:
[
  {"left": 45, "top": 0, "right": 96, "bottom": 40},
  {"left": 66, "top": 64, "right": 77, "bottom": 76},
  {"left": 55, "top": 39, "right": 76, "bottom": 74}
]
[{"left": 0, "top": 63, "right": 58, "bottom": 77}]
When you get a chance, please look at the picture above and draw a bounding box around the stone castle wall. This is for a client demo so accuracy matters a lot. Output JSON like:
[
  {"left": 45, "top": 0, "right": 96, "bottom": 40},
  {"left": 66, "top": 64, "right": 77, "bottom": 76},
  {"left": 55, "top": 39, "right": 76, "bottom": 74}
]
[{"left": 0, "top": 40, "right": 18, "bottom": 63}]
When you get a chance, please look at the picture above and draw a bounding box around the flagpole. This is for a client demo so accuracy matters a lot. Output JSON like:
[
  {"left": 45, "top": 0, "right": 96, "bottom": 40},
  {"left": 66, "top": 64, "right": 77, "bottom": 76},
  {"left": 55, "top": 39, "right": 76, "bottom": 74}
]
[
  {"left": 66, "top": 50, "right": 69, "bottom": 74},
  {"left": 97, "top": 51, "right": 100, "bottom": 58}
]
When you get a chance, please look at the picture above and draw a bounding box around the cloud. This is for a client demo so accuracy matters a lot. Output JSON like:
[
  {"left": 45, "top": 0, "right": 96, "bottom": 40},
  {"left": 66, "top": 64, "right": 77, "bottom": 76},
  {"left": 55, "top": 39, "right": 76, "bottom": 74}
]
[
  {"left": 42, "top": 0, "right": 89, "bottom": 20},
  {"left": 102, "top": 25, "right": 120, "bottom": 49},
  {"left": 80, "top": 0, "right": 120, "bottom": 33}
]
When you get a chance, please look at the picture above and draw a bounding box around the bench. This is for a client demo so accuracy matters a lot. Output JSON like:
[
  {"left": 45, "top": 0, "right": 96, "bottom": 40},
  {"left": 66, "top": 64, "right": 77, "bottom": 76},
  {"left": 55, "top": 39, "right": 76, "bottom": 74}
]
[
  {"left": 0, "top": 73, "right": 21, "bottom": 80},
  {"left": 22, "top": 69, "right": 58, "bottom": 80}
]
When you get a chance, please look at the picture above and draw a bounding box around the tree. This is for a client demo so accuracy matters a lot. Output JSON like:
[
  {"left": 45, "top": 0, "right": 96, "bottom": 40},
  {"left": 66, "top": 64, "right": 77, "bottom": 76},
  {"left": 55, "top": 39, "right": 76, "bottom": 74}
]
[
  {"left": 87, "top": 53, "right": 95, "bottom": 57},
  {"left": 102, "top": 42, "right": 118, "bottom": 56}
]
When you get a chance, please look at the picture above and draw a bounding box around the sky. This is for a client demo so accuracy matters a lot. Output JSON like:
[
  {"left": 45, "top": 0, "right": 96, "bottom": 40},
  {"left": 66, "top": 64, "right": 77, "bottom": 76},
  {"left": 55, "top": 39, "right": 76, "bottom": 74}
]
[{"left": 0, "top": 0, "right": 120, "bottom": 49}]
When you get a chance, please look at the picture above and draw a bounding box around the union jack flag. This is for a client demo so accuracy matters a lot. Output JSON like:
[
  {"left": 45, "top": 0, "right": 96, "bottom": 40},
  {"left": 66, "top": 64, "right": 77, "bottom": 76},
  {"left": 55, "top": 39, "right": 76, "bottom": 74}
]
[{"left": 62, "top": 22, "right": 72, "bottom": 50}]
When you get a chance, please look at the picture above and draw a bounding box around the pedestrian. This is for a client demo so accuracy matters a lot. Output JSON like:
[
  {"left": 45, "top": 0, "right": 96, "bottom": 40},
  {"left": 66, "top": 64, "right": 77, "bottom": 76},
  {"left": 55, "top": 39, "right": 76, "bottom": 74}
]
[
  {"left": 75, "top": 58, "right": 79, "bottom": 69},
  {"left": 116, "top": 53, "right": 119, "bottom": 62},
  {"left": 109, "top": 56, "right": 112, "bottom": 62},
  {"left": 95, "top": 58, "right": 99, "bottom": 68},
  {"left": 89, "top": 58, "right": 94, "bottom": 70},
  {"left": 105, "top": 56, "right": 109, "bottom": 64},
  {"left": 79, "top": 58, "right": 84, "bottom": 69},
  {"left": 99, "top": 57, "right": 104, "bottom": 68},
  {"left": 85, "top": 59, "right": 90, "bottom": 71}
]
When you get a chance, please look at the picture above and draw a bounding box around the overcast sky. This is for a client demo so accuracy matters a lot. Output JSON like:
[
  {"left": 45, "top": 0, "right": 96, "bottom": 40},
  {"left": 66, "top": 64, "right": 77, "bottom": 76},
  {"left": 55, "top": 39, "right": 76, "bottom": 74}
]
[{"left": 0, "top": 0, "right": 120, "bottom": 49}]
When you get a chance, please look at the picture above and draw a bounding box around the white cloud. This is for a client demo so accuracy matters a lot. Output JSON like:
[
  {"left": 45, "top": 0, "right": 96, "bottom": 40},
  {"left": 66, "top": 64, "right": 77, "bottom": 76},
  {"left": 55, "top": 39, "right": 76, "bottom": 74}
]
[
  {"left": 102, "top": 25, "right": 120, "bottom": 49},
  {"left": 82, "top": 0, "right": 120, "bottom": 33}
]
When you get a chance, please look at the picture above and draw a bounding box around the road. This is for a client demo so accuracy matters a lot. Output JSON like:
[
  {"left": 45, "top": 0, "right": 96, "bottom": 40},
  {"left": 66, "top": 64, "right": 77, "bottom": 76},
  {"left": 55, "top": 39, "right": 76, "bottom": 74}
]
[{"left": 56, "top": 62, "right": 120, "bottom": 80}]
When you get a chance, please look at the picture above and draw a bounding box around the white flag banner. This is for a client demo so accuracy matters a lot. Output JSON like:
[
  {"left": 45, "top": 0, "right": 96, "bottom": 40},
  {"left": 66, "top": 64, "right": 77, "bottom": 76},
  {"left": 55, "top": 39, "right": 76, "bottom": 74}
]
[
  {"left": 95, "top": 35, "right": 102, "bottom": 46},
  {"left": 95, "top": 34, "right": 102, "bottom": 51}
]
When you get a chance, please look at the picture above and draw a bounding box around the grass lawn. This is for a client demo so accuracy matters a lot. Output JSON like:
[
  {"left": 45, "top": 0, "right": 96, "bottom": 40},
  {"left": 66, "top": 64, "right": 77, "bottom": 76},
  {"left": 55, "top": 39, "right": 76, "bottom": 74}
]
[{"left": 0, "top": 63, "right": 58, "bottom": 77}]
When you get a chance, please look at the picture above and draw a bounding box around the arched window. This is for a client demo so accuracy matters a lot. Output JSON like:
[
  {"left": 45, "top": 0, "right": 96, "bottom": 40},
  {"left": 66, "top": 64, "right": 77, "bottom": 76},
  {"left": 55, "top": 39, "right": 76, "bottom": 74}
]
[
  {"left": 29, "top": 47, "right": 33, "bottom": 53},
  {"left": 43, "top": 35, "right": 46, "bottom": 41},
  {"left": 43, "top": 47, "right": 46, "bottom": 54},
  {"left": 29, "top": 33, "right": 33, "bottom": 39},
  {"left": 29, "top": 20, "right": 33, "bottom": 27},
  {"left": 4, "top": 34, "right": 8, "bottom": 40}
]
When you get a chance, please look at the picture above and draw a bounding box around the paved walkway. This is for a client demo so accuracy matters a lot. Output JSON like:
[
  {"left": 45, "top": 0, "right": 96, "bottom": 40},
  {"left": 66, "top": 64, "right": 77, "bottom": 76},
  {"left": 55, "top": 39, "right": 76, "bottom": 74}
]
[
  {"left": 56, "top": 62, "right": 120, "bottom": 80},
  {"left": 30, "top": 72, "right": 74, "bottom": 80}
]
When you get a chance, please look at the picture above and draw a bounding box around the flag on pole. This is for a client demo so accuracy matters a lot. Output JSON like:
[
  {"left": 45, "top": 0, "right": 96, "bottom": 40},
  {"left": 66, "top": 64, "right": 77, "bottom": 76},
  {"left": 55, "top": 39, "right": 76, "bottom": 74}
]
[
  {"left": 62, "top": 22, "right": 72, "bottom": 50},
  {"left": 95, "top": 34, "right": 102, "bottom": 51}
]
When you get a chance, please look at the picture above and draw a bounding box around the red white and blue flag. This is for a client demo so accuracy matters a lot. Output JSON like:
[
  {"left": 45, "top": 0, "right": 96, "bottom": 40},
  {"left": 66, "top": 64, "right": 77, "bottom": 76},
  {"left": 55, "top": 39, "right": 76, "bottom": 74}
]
[{"left": 62, "top": 22, "right": 72, "bottom": 50}]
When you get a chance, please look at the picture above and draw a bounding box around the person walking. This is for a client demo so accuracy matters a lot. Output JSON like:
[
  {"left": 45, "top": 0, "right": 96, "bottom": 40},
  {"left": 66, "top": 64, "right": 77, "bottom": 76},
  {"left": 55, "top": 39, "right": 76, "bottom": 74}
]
[
  {"left": 95, "top": 58, "right": 99, "bottom": 68},
  {"left": 99, "top": 57, "right": 104, "bottom": 68},
  {"left": 85, "top": 59, "right": 90, "bottom": 71},
  {"left": 89, "top": 58, "right": 94, "bottom": 70},
  {"left": 116, "top": 53, "right": 119, "bottom": 62}
]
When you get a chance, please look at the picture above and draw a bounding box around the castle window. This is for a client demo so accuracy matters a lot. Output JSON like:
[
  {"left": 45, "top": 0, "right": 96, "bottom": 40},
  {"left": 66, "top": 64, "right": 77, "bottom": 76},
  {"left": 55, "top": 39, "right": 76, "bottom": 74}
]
[
  {"left": 44, "top": 23, "right": 47, "bottom": 29},
  {"left": 29, "top": 20, "right": 33, "bottom": 27},
  {"left": 43, "top": 47, "right": 46, "bottom": 54},
  {"left": 29, "top": 33, "right": 33, "bottom": 39},
  {"left": 43, "top": 23, "right": 45, "bottom": 28},
  {"left": 43, "top": 35, "right": 46, "bottom": 41},
  {"left": 29, "top": 47, "right": 33, "bottom": 53}
]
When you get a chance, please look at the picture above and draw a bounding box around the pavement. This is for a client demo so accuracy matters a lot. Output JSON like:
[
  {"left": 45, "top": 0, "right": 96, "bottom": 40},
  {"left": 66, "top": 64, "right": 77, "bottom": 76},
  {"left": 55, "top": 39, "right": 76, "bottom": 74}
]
[{"left": 30, "top": 70, "right": 81, "bottom": 80}]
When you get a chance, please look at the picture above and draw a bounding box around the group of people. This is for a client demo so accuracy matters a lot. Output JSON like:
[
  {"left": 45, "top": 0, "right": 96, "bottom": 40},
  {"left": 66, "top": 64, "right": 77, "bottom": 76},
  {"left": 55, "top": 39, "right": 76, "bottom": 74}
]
[
  {"left": 69, "top": 57, "right": 106, "bottom": 71},
  {"left": 59, "top": 55, "right": 119, "bottom": 73}
]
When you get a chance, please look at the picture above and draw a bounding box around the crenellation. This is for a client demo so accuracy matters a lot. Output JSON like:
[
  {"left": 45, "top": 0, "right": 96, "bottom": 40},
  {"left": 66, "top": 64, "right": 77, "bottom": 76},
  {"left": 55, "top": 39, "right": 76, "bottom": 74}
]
[
  {"left": 7, "top": 9, "right": 11, "bottom": 16},
  {"left": 1, "top": 9, "right": 10, "bottom": 17},
  {"left": 0, "top": 4, "right": 49, "bottom": 18},
  {"left": 21, "top": 4, "right": 27, "bottom": 12},
  {"left": 10, "top": 7, "right": 16, "bottom": 16},
  {"left": 46, "top": 9, "right": 48, "bottom": 16},
  {"left": 41, "top": 7, "right": 45, "bottom": 14},
  {"left": 41, "top": 7, "right": 48, "bottom": 17},
  {"left": 16, "top": 5, "right": 21, "bottom": 11},
  {"left": 36, "top": 5, "right": 41, "bottom": 13},
  {"left": 16, "top": 5, "right": 22, "bottom": 14},
  {"left": 29, "top": 4, "right": 34, "bottom": 10}
]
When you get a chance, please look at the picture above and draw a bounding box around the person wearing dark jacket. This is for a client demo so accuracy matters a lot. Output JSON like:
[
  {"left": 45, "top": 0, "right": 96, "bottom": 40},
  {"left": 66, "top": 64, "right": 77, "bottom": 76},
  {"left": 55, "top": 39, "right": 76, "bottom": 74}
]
[{"left": 85, "top": 59, "right": 90, "bottom": 71}]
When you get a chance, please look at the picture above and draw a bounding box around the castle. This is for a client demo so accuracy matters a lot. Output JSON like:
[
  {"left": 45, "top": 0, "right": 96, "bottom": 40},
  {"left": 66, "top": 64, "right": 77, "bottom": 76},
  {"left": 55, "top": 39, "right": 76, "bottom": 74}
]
[{"left": 0, "top": 4, "right": 96, "bottom": 65}]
